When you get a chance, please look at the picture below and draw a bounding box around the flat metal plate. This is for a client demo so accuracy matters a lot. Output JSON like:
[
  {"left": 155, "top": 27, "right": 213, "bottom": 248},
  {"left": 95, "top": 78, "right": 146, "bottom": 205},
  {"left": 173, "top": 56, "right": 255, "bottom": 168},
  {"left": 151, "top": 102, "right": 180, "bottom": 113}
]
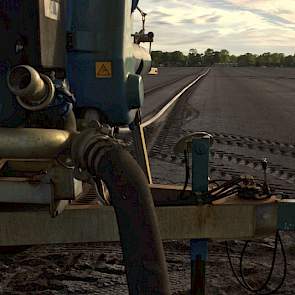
[
  {"left": 277, "top": 200, "right": 295, "bottom": 231},
  {"left": 0, "top": 180, "right": 51, "bottom": 204}
]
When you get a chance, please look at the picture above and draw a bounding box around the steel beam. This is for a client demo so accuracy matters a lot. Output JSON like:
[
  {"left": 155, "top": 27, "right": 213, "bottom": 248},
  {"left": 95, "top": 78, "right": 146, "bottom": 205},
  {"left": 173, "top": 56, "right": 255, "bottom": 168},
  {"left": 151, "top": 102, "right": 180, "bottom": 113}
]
[{"left": 0, "top": 198, "right": 280, "bottom": 246}]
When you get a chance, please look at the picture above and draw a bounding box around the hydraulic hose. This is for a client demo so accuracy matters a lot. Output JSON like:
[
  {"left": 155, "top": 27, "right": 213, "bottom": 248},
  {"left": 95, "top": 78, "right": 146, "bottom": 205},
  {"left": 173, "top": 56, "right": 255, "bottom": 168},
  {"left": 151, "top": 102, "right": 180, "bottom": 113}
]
[
  {"left": 72, "top": 130, "right": 170, "bottom": 294},
  {"left": 97, "top": 146, "right": 170, "bottom": 294}
]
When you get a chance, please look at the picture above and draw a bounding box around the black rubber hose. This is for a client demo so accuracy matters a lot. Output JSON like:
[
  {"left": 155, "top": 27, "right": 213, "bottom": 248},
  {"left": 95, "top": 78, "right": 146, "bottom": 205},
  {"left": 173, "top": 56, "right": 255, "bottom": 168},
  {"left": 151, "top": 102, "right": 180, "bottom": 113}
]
[{"left": 94, "top": 145, "right": 171, "bottom": 295}]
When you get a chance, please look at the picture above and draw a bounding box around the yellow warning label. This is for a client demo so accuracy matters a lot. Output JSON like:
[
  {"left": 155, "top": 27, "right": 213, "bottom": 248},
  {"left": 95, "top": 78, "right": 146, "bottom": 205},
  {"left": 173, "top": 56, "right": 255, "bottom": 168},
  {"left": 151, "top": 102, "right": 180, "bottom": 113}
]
[{"left": 96, "top": 62, "right": 112, "bottom": 78}]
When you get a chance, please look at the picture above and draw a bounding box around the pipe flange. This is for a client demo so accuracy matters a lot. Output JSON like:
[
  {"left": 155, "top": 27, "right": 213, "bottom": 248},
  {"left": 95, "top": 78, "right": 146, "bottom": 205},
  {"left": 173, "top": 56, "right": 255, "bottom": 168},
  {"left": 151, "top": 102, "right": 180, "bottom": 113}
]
[
  {"left": 16, "top": 74, "right": 55, "bottom": 111},
  {"left": 71, "top": 128, "right": 123, "bottom": 175}
]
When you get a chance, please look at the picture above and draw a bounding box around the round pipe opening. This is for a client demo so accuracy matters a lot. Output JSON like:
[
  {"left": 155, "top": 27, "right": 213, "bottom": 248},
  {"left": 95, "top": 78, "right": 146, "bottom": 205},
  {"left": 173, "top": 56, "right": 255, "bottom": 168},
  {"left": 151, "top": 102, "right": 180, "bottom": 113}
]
[{"left": 9, "top": 67, "right": 31, "bottom": 90}]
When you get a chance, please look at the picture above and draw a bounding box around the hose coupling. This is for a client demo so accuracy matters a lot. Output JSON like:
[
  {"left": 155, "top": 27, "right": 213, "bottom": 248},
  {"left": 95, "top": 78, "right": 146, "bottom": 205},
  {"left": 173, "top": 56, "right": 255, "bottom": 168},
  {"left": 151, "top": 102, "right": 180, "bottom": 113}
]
[
  {"left": 7, "top": 65, "right": 55, "bottom": 111},
  {"left": 71, "top": 123, "right": 123, "bottom": 180}
]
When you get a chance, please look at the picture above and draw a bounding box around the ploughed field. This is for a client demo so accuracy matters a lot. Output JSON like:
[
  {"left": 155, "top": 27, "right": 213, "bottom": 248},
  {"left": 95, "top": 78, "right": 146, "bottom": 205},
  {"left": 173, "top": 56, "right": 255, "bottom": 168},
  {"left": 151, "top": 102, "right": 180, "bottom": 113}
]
[
  {"left": 1, "top": 67, "right": 295, "bottom": 294},
  {"left": 141, "top": 67, "right": 205, "bottom": 118},
  {"left": 149, "top": 67, "right": 295, "bottom": 197}
]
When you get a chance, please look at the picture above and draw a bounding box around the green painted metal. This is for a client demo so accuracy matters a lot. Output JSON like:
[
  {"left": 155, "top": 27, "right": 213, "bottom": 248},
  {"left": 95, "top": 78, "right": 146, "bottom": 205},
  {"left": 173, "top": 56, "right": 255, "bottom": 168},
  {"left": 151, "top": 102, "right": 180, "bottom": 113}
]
[
  {"left": 191, "top": 138, "right": 210, "bottom": 295},
  {"left": 192, "top": 138, "right": 209, "bottom": 193},
  {"left": 277, "top": 200, "right": 295, "bottom": 231}
]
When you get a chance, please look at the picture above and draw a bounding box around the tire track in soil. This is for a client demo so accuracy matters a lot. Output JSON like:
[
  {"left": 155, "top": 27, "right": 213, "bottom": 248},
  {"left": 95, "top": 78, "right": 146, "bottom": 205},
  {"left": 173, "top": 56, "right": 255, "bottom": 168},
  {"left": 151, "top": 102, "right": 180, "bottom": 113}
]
[
  {"left": 144, "top": 86, "right": 295, "bottom": 196},
  {"left": 119, "top": 71, "right": 295, "bottom": 294},
  {"left": 129, "top": 69, "right": 295, "bottom": 294},
  {"left": 141, "top": 73, "right": 295, "bottom": 294}
]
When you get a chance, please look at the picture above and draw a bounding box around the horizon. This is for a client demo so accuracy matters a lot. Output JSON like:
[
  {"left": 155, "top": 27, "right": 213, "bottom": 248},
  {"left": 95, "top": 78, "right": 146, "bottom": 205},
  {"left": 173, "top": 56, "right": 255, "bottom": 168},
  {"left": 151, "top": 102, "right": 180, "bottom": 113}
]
[
  {"left": 134, "top": 0, "right": 295, "bottom": 55},
  {"left": 151, "top": 49, "right": 295, "bottom": 56}
]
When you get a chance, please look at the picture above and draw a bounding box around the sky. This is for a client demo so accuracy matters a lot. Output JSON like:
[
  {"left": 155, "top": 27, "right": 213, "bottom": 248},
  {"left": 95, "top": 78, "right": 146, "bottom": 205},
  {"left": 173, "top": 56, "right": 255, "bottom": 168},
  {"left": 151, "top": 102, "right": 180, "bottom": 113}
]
[{"left": 133, "top": 0, "right": 295, "bottom": 55}]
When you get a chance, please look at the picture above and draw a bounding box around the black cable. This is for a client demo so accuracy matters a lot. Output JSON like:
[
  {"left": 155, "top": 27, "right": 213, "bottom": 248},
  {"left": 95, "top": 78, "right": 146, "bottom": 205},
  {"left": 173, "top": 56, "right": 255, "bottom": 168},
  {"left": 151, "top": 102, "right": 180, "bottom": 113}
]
[
  {"left": 211, "top": 184, "right": 238, "bottom": 197},
  {"left": 177, "top": 155, "right": 239, "bottom": 202},
  {"left": 190, "top": 178, "right": 242, "bottom": 204},
  {"left": 179, "top": 171, "right": 273, "bottom": 204},
  {"left": 239, "top": 235, "right": 278, "bottom": 292},
  {"left": 179, "top": 150, "right": 190, "bottom": 200},
  {"left": 210, "top": 188, "right": 239, "bottom": 200},
  {"left": 208, "top": 177, "right": 241, "bottom": 196},
  {"left": 225, "top": 230, "right": 287, "bottom": 294}
]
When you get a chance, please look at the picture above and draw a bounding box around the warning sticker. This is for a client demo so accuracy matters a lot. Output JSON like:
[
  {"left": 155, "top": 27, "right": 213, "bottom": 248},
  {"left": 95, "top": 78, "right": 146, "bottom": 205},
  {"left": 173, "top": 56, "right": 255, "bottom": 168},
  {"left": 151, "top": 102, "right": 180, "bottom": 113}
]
[
  {"left": 96, "top": 62, "right": 112, "bottom": 78},
  {"left": 44, "top": 0, "right": 60, "bottom": 21}
]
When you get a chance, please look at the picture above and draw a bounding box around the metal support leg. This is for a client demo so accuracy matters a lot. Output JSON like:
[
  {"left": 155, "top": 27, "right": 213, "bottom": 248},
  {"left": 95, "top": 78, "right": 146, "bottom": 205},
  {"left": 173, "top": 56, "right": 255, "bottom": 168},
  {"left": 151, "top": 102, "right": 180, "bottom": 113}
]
[
  {"left": 130, "top": 112, "right": 152, "bottom": 184},
  {"left": 191, "top": 239, "right": 208, "bottom": 295},
  {"left": 192, "top": 139, "right": 209, "bottom": 193},
  {"left": 191, "top": 138, "right": 209, "bottom": 295}
]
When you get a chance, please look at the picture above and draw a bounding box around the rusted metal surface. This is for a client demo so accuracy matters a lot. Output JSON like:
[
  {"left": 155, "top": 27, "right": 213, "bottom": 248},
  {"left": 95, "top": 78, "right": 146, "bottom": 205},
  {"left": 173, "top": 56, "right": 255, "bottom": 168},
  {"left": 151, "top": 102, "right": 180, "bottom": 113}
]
[
  {"left": 0, "top": 160, "right": 82, "bottom": 202},
  {"left": 0, "top": 197, "right": 284, "bottom": 246}
]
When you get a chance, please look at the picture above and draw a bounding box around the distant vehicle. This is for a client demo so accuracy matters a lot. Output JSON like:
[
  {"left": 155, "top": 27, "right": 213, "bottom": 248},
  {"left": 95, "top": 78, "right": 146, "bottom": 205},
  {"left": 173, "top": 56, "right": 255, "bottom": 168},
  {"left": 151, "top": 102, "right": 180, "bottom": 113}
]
[{"left": 149, "top": 67, "right": 159, "bottom": 75}]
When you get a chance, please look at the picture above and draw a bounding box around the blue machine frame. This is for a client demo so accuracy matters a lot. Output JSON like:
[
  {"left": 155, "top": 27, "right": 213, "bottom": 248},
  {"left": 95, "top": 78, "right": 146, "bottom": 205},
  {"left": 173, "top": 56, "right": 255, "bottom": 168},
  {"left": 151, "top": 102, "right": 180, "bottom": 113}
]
[{"left": 66, "top": 0, "right": 146, "bottom": 125}]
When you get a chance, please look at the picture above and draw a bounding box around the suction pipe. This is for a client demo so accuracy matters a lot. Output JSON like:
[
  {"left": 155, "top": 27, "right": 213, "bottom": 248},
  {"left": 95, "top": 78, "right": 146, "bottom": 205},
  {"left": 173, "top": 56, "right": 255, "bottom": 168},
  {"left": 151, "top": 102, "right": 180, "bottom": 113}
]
[{"left": 72, "top": 129, "right": 171, "bottom": 295}]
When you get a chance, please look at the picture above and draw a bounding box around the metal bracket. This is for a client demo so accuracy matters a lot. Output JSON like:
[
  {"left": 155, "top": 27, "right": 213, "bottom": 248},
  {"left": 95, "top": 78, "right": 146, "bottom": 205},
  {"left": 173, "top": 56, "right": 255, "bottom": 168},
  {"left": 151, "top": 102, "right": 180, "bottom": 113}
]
[
  {"left": 192, "top": 138, "right": 210, "bottom": 193},
  {"left": 175, "top": 133, "right": 212, "bottom": 295},
  {"left": 129, "top": 111, "right": 152, "bottom": 184},
  {"left": 190, "top": 137, "right": 210, "bottom": 295}
]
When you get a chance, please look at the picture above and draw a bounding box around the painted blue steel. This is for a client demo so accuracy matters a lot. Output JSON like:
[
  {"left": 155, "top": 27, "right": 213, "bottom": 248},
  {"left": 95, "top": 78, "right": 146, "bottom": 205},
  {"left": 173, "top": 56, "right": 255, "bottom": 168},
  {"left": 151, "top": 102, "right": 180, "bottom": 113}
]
[
  {"left": 191, "top": 138, "right": 210, "bottom": 295},
  {"left": 277, "top": 201, "right": 295, "bottom": 231},
  {"left": 41, "top": 79, "right": 75, "bottom": 121},
  {"left": 66, "top": 0, "right": 143, "bottom": 125},
  {"left": 192, "top": 139, "right": 209, "bottom": 193},
  {"left": 191, "top": 239, "right": 208, "bottom": 261}
]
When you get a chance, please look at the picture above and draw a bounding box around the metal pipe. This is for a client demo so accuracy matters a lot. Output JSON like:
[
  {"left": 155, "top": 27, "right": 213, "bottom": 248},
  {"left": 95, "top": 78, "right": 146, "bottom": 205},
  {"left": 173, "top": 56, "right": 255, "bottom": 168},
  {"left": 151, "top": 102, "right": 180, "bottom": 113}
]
[
  {"left": 7, "top": 65, "right": 55, "bottom": 111},
  {"left": 63, "top": 110, "right": 77, "bottom": 132},
  {"left": 0, "top": 128, "right": 71, "bottom": 158}
]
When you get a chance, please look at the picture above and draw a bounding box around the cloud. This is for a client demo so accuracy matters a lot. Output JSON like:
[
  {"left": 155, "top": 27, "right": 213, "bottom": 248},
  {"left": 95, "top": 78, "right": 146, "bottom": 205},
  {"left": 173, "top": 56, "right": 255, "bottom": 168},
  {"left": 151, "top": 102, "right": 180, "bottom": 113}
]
[
  {"left": 152, "top": 20, "right": 172, "bottom": 26},
  {"left": 149, "top": 10, "right": 171, "bottom": 18},
  {"left": 206, "top": 15, "right": 221, "bottom": 23},
  {"left": 201, "top": 0, "right": 295, "bottom": 26},
  {"left": 133, "top": 0, "right": 295, "bottom": 54},
  {"left": 180, "top": 18, "right": 196, "bottom": 25},
  {"left": 165, "top": 30, "right": 220, "bottom": 45}
]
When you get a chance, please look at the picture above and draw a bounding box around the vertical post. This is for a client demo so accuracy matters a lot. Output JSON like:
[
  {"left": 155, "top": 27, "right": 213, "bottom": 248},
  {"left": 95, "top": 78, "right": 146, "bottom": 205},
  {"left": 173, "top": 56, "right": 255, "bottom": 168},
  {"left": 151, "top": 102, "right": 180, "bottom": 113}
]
[
  {"left": 130, "top": 112, "right": 153, "bottom": 184},
  {"left": 191, "top": 239, "right": 208, "bottom": 295},
  {"left": 192, "top": 138, "right": 209, "bottom": 193},
  {"left": 191, "top": 138, "right": 209, "bottom": 295}
]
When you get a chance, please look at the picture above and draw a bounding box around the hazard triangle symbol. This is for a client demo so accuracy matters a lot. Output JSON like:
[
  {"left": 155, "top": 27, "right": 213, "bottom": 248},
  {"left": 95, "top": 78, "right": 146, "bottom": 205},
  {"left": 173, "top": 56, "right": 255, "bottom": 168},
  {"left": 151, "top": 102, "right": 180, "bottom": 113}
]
[
  {"left": 96, "top": 62, "right": 112, "bottom": 78},
  {"left": 98, "top": 65, "right": 110, "bottom": 76}
]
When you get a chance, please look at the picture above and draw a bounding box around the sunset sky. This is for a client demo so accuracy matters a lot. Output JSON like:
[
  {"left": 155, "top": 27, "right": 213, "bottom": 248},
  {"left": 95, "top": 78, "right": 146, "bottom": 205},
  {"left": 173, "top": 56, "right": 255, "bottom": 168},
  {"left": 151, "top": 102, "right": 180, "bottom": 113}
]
[{"left": 134, "top": 0, "right": 295, "bottom": 55}]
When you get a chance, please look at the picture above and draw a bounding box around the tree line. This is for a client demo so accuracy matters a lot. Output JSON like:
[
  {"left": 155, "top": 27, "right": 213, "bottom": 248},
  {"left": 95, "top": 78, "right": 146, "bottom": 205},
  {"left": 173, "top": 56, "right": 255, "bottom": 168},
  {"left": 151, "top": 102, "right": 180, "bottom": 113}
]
[{"left": 151, "top": 49, "right": 295, "bottom": 67}]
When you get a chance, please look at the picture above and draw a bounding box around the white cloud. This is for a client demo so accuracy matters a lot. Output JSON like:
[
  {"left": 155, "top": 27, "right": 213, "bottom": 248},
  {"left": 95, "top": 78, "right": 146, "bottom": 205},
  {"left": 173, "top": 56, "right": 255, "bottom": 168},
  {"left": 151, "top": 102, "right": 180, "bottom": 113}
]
[{"left": 133, "top": 0, "right": 295, "bottom": 54}]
